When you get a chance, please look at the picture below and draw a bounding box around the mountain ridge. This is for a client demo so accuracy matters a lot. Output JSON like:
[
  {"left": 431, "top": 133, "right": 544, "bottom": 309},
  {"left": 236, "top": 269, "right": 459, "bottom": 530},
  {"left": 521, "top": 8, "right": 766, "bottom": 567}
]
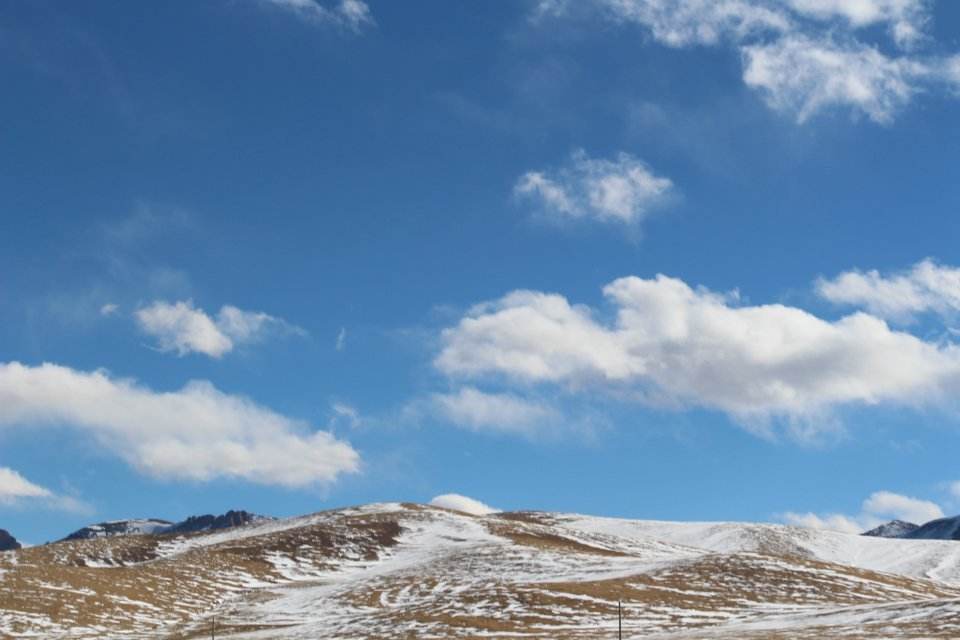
[
  {"left": 3, "top": 503, "right": 960, "bottom": 638},
  {"left": 59, "top": 509, "right": 268, "bottom": 542}
]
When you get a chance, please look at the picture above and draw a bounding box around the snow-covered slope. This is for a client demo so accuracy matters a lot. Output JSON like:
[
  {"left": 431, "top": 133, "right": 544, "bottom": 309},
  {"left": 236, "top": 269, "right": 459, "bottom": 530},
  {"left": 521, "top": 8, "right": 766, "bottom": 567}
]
[
  {"left": 3, "top": 504, "right": 960, "bottom": 639},
  {"left": 61, "top": 519, "right": 173, "bottom": 541}
]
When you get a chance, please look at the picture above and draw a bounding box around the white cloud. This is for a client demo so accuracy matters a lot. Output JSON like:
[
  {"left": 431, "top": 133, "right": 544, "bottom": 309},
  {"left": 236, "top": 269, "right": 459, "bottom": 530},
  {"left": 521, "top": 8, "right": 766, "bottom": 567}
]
[
  {"left": 0, "top": 362, "right": 360, "bottom": 488},
  {"left": 259, "top": 0, "right": 374, "bottom": 32},
  {"left": 786, "top": 0, "right": 928, "bottom": 48},
  {"left": 515, "top": 150, "right": 674, "bottom": 225},
  {"left": 0, "top": 467, "right": 52, "bottom": 503},
  {"left": 99, "top": 303, "right": 119, "bottom": 317},
  {"left": 134, "top": 300, "right": 303, "bottom": 358},
  {"left": 0, "top": 467, "right": 91, "bottom": 514},
  {"left": 742, "top": 35, "right": 924, "bottom": 124},
  {"left": 863, "top": 490, "right": 944, "bottom": 524},
  {"left": 948, "top": 481, "right": 960, "bottom": 500},
  {"left": 431, "top": 387, "right": 560, "bottom": 436},
  {"left": 535, "top": 0, "right": 790, "bottom": 47},
  {"left": 783, "top": 490, "right": 944, "bottom": 533},
  {"left": 336, "top": 327, "right": 347, "bottom": 351},
  {"left": 782, "top": 511, "right": 865, "bottom": 534},
  {"left": 436, "top": 274, "right": 960, "bottom": 437},
  {"left": 535, "top": 0, "right": 955, "bottom": 124},
  {"left": 817, "top": 259, "right": 960, "bottom": 323},
  {"left": 429, "top": 493, "right": 498, "bottom": 516},
  {"left": 329, "top": 402, "right": 361, "bottom": 429}
]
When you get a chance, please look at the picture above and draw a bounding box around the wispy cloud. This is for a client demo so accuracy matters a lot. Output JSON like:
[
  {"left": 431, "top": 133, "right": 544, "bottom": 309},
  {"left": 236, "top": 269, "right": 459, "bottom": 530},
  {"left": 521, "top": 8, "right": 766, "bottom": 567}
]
[
  {"left": 135, "top": 300, "right": 305, "bottom": 358},
  {"left": 817, "top": 259, "right": 960, "bottom": 324},
  {"left": 0, "top": 362, "right": 360, "bottom": 488},
  {"left": 430, "top": 387, "right": 561, "bottom": 437},
  {"left": 258, "top": 0, "right": 374, "bottom": 32},
  {"left": 0, "top": 467, "right": 91, "bottom": 514},
  {"left": 515, "top": 150, "right": 675, "bottom": 227},
  {"left": 535, "top": 0, "right": 957, "bottom": 124}
]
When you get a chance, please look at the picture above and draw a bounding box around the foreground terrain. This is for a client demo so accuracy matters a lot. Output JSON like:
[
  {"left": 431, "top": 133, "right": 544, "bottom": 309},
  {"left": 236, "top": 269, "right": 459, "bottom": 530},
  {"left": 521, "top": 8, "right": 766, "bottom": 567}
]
[{"left": 3, "top": 503, "right": 960, "bottom": 638}]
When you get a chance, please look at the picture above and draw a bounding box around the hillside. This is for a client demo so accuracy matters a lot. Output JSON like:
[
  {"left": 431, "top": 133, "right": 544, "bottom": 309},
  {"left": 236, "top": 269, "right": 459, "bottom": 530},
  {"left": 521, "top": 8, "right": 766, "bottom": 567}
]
[{"left": 2, "top": 504, "right": 960, "bottom": 638}]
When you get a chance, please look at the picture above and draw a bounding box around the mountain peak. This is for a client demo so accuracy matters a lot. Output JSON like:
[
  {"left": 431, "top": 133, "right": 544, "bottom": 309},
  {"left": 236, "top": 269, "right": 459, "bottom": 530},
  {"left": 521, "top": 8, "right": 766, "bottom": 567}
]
[
  {"left": 0, "top": 528, "right": 21, "bottom": 551},
  {"left": 164, "top": 509, "right": 267, "bottom": 535},
  {"left": 903, "top": 515, "right": 960, "bottom": 541},
  {"left": 862, "top": 520, "right": 919, "bottom": 538}
]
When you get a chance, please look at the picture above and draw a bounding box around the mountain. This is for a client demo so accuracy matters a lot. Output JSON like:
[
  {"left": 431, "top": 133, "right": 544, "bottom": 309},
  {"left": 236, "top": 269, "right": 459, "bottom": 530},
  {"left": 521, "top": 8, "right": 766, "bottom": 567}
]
[
  {"left": 61, "top": 519, "right": 173, "bottom": 541},
  {"left": 0, "top": 529, "right": 20, "bottom": 551},
  {"left": 862, "top": 519, "right": 920, "bottom": 538},
  {"left": 3, "top": 504, "right": 960, "bottom": 638},
  {"left": 904, "top": 515, "right": 960, "bottom": 540},
  {"left": 162, "top": 509, "right": 266, "bottom": 535},
  {"left": 60, "top": 510, "right": 267, "bottom": 542}
]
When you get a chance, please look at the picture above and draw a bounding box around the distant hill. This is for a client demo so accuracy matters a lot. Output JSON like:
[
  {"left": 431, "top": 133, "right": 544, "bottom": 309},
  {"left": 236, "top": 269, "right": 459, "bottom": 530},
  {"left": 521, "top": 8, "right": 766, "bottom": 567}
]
[
  {"left": 62, "top": 519, "right": 172, "bottom": 541},
  {"left": 0, "top": 529, "right": 20, "bottom": 551},
  {"left": 862, "top": 520, "right": 919, "bottom": 538},
  {"left": 903, "top": 515, "right": 960, "bottom": 541},
  {"left": 5, "top": 504, "right": 960, "bottom": 638},
  {"left": 60, "top": 510, "right": 267, "bottom": 542}
]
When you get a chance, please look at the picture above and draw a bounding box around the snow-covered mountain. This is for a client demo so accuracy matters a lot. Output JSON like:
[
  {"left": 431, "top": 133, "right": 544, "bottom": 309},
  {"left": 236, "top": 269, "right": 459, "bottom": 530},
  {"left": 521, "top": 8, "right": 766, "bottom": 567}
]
[
  {"left": 60, "top": 510, "right": 269, "bottom": 542},
  {"left": 61, "top": 519, "right": 173, "bottom": 541},
  {"left": 0, "top": 529, "right": 19, "bottom": 552},
  {"left": 4, "top": 503, "right": 960, "bottom": 638},
  {"left": 863, "top": 519, "right": 920, "bottom": 538},
  {"left": 162, "top": 509, "right": 269, "bottom": 535},
  {"left": 905, "top": 515, "right": 960, "bottom": 541}
]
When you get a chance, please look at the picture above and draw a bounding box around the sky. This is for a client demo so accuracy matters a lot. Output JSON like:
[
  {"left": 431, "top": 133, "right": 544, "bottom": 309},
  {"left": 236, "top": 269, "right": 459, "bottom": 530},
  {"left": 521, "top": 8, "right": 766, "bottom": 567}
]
[{"left": 4, "top": 0, "right": 960, "bottom": 544}]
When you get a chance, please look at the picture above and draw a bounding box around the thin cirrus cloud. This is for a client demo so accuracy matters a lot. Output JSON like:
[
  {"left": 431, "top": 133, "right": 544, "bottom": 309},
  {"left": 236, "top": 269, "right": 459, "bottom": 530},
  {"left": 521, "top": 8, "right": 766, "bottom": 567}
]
[
  {"left": 782, "top": 490, "right": 945, "bottom": 534},
  {"left": 0, "top": 361, "right": 360, "bottom": 488},
  {"left": 0, "top": 467, "right": 90, "bottom": 514},
  {"left": 515, "top": 149, "right": 674, "bottom": 226},
  {"left": 134, "top": 300, "right": 304, "bottom": 359},
  {"left": 817, "top": 259, "right": 960, "bottom": 323},
  {"left": 430, "top": 387, "right": 561, "bottom": 437},
  {"left": 434, "top": 273, "right": 960, "bottom": 440},
  {"left": 257, "top": 0, "right": 374, "bottom": 32},
  {"left": 535, "top": 0, "right": 959, "bottom": 124}
]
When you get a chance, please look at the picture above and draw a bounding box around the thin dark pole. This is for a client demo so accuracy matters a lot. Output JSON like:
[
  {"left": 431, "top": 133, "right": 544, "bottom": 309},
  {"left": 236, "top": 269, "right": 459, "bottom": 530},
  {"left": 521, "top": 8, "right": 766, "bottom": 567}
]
[
  {"left": 618, "top": 600, "right": 622, "bottom": 640},
  {"left": 212, "top": 615, "right": 216, "bottom": 640}
]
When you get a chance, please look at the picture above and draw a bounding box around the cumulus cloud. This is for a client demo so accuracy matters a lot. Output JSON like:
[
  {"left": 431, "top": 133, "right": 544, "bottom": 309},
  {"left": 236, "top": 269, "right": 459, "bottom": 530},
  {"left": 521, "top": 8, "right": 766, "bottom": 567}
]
[
  {"left": 817, "top": 259, "right": 960, "bottom": 323},
  {"left": 429, "top": 493, "right": 498, "bottom": 516},
  {"left": 515, "top": 150, "right": 674, "bottom": 225},
  {"left": 431, "top": 387, "right": 560, "bottom": 436},
  {"left": 535, "top": 0, "right": 955, "bottom": 124},
  {"left": 135, "top": 300, "right": 303, "bottom": 358},
  {"left": 742, "top": 35, "right": 924, "bottom": 124},
  {"left": 259, "top": 0, "right": 374, "bottom": 32},
  {"left": 0, "top": 362, "right": 360, "bottom": 487},
  {"left": 783, "top": 490, "right": 944, "bottom": 533},
  {"left": 436, "top": 274, "right": 960, "bottom": 437}
]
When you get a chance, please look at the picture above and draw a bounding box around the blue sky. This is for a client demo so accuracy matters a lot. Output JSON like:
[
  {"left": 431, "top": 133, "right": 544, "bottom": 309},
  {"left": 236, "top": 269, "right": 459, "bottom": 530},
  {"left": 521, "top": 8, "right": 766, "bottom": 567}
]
[{"left": 4, "top": 0, "right": 960, "bottom": 543}]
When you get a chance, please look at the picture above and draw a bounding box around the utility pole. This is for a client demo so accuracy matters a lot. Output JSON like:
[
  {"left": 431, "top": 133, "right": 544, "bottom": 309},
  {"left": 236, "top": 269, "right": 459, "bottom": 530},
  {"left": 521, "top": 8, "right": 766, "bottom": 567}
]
[
  {"left": 618, "top": 599, "right": 622, "bottom": 640},
  {"left": 211, "top": 615, "right": 216, "bottom": 640}
]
